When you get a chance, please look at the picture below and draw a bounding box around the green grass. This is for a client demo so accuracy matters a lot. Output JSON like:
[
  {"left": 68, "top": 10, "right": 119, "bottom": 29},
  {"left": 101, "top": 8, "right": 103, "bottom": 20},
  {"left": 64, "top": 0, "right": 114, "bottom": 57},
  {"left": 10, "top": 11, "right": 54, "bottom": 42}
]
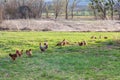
[{"left": 0, "top": 31, "right": 120, "bottom": 80}]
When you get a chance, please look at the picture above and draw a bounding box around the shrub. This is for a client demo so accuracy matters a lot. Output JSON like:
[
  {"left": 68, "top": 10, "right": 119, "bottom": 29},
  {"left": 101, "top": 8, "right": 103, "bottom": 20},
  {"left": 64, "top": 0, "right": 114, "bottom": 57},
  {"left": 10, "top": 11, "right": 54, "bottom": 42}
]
[
  {"left": 42, "top": 28, "right": 52, "bottom": 31},
  {"left": 21, "top": 27, "right": 32, "bottom": 31}
]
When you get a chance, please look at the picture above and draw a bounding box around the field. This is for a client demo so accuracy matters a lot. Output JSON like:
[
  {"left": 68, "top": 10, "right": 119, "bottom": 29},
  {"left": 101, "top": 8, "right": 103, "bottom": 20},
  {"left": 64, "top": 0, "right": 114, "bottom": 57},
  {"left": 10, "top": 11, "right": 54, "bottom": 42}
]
[
  {"left": 0, "top": 19, "right": 120, "bottom": 31},
  {"left": 0, "top": 32, "right": 120, "bottom": 80}
]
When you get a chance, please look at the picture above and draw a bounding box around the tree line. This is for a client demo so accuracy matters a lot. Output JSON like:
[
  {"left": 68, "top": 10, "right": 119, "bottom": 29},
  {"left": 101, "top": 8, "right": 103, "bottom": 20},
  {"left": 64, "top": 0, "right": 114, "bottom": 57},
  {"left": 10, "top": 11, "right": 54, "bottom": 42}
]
[
  {"left": 89, "top": 0, "right": 120, "bottom": 20},
  {"left": 0, "top": 0, "right": 120, "bottom": 22}
]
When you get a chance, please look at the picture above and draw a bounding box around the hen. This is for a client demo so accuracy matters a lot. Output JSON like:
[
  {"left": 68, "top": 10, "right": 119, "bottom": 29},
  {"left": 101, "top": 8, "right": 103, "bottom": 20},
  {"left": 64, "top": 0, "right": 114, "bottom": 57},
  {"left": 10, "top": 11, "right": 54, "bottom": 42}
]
[
  {"left": 16, "top": 50, "right": 23, "bottom": 57},
  {"left": 9, "top": 53, "right": 17, "bottom": 61},
  {"left": 26, "top": 49, "right": 32, "bottom": 57},
  {"left": 78, "top": 41, "right": 87, "bottom": 46},
  {"left": 56, "top": 39, "right": 70, "bottom": 46}
]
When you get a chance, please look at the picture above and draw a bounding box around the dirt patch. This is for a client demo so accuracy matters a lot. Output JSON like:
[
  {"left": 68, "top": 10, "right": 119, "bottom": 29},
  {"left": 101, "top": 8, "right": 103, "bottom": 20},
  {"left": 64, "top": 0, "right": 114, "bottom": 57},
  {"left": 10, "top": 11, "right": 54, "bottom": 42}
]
[{"left": 0, "top": 19, "right": 120, "bottom": 31}]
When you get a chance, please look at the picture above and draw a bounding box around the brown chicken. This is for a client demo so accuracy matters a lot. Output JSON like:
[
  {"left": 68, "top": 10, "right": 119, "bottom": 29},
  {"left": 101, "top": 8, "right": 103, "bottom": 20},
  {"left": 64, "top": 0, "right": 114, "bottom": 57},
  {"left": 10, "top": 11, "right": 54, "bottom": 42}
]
[
  {"left": 56, "top": 39, "right": 70, "bottom": 46},
  {"left": 62, "top": 39, "right": 70, "bottom": 46},
  {"left": 16, "top": 50, "right": 23, "bottom": 57},
  {"left": 56, "top": 42, "right": 63, "bottom": 46},
  {"left": 104, "top": 36, "right": 108, "bottom": 39},
  {"left": 39, "top": 42, "right": 48, "bottom": 52},
  {"left": 91, "top": 36, "right": 97, "bottom": 39},
  {"left": 9, "top": 53, "right": 17, "bottom": 61},
  {"left": 78, "top": 42, "right": 84, "bottom": 46},
  {"left": 78, "top": 41, "right": 87, "bottom": 46},
  {"left": 16, "top": 50, "right": 21, "bottom": 57},
  {"left": 83, "top": 41, "right": 87, "bottom": 45},
  {"left": 26, "top": 49, "right": 32, "bottom": 57}
]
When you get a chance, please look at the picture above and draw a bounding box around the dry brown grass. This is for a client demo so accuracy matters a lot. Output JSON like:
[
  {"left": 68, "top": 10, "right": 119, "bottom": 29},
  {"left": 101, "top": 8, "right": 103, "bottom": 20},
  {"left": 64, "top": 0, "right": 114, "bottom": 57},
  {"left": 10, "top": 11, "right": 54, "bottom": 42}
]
[{"left": 0, "top": 19, "right": 120, "bottom": 31}]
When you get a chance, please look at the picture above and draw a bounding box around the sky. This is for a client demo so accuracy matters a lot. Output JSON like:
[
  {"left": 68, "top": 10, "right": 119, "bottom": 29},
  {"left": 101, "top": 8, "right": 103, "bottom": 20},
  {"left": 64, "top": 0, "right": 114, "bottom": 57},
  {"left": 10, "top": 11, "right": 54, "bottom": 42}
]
[{"left": 45, "top": 0, "right": 90, "bottom": 5}]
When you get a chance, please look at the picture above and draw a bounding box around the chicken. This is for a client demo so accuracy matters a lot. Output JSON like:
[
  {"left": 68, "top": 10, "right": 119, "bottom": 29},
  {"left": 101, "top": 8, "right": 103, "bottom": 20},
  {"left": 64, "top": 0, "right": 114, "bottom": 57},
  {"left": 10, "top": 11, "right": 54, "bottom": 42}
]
[
  {"left": 44, "top": 42, "right": 48, "bottom": 49},
  {"left": 62, "top": 39, "right": 70, "bottom": 46},
  {"left": 16, "top": 50, "right": 21, "bottom": 57},
  {"left": 78, "top": 41, "right": 87, "bottom": 46},
  {"left": 83, "top": 41, "right": 87, "bottom": 45},
  {"left": 91, "top": 36, "right": 97, "bottom": 39},
  {"left": 16, "top": 50, "right": 23, "bottom": 57},
  {"left": 9, "top": 53, "right": 17, "bottom": 61},
  {"left": 39, "top": 42, "right": 48, "bottom": 52},
  {"left": 78, "top": 42, "right": 84, "bottom": 46},
  {"left": 56, "top": 39, "right": 70, "bottom": 46},
  {"left": 56, "top": 42, "right": 63, "bottom": 46},
  {"left": 104, "top": 36, "right": 108, "bottom": 39},
  {"left": 26, "top": 49, "right": 32, "bottom": 57}
]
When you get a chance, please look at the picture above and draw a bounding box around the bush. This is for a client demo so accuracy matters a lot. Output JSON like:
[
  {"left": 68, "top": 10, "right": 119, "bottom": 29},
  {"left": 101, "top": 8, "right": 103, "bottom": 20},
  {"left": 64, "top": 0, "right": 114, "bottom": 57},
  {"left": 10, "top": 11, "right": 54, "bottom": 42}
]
[
  {"left": 0, "top": 27, "right": 9, "bottom": 30},
  {"left": 21, "top": 27, "right": 32, "bottom": 31},
  {"left": 42, "top": 28, "right": 52, "bottom": 31}
]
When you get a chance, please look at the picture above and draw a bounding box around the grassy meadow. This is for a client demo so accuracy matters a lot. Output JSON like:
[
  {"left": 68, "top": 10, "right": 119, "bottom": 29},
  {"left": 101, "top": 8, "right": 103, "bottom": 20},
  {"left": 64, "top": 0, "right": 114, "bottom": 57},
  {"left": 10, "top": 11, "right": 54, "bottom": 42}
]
[{"left": 0, "top": 32, "right": 120, "bottom": 80}]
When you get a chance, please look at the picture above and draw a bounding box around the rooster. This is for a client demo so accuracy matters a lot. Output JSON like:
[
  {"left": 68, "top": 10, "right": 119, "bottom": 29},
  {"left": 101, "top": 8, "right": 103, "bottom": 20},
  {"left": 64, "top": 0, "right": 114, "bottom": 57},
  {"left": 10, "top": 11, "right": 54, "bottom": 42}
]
[
  {"left": 44, "top": 42, "right": 48, "bottom": 49},
  {"left": 39, "top": 42, "right": 48, "bottom": 52},
  {"left": 26, "top": 49, "right": 32, "bottom": 57},
  {"left": 9, "top": 53, "right": 17, "bottom": 61}
]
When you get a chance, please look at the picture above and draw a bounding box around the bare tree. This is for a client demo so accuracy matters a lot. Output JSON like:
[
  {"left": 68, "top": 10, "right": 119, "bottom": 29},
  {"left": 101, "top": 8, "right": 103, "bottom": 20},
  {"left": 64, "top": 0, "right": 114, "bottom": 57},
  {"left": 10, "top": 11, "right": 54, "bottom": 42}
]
[
  {"left": 114, "top": 2, "right": 120, "bottom": 20},
  {"left": 70, "top": 0, "right": 81, "bottom": 19},
  {"left": 38, "top": 0, "right": 45, "bottom": 18},
  {"left": 65, "top": 0, "right": 69, "bottom": 19},
  {"left": 44, "top": 3, "right": 49, "bottom": 18},
  {"left": 4, "top": 0, "right": 18, "bottom": 19},
  {"left": 108, "top": 0, "right": 114, "bottom": 20},
  {"left": 52, "top": 0, "right": 63, "bottom": 19}
]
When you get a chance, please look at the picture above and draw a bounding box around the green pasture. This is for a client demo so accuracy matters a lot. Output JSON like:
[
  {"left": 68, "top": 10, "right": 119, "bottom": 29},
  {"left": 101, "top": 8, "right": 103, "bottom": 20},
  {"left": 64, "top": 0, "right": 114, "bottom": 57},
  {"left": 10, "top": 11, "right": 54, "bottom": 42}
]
[{"left": 0, "top": 32, "right": 120, "bottom": 80}]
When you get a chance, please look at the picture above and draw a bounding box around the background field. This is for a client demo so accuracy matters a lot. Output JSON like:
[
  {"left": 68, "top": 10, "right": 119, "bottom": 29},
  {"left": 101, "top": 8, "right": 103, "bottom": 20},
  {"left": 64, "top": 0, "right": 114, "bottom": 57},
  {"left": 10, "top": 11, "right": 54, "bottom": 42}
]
[
  {"left": 0, "top": 32, "right": 120, "bottom": 80},
  {"left": 0, "top": 19, "right": 120, "bottom": 31}
]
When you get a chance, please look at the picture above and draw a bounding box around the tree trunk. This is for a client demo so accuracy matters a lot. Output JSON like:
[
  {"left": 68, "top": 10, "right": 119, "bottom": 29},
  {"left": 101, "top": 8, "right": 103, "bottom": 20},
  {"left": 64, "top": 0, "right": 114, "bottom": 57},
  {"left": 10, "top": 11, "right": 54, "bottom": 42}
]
[
  {"left": 101, "top": 7, "right": 107, "bottom": 20},
  {"left": 45, "top": 4, "right": 49, "bottom": 18},
  {"left": 65, "top": 0, "right": 69, "bottom": 19},
  {"left": 55, "top": 12, "right": 58, "bottom": 19},
  {"left": 71, "top": 9, "right": 74, "bottom": 19},
  {"left": 71, "top": 0, "right": 76, "bottom": 19},
  {"left": 46, "top": 11, "right": 49, "bottom": 18},
  {"left": 110, "top": 0, "right": 114, "bottom": 20},
  {"left": 65, "top": 5, "right": 68, "bottom": 19},
  {"left": 93, "top": 9, "right": 97, "bottom": 20},
  {"left": 38, "top": 0, "right": 44, "bottom": 18},
  {"left": 111, "top": 8, "right": 114, "bottom": 20}
]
